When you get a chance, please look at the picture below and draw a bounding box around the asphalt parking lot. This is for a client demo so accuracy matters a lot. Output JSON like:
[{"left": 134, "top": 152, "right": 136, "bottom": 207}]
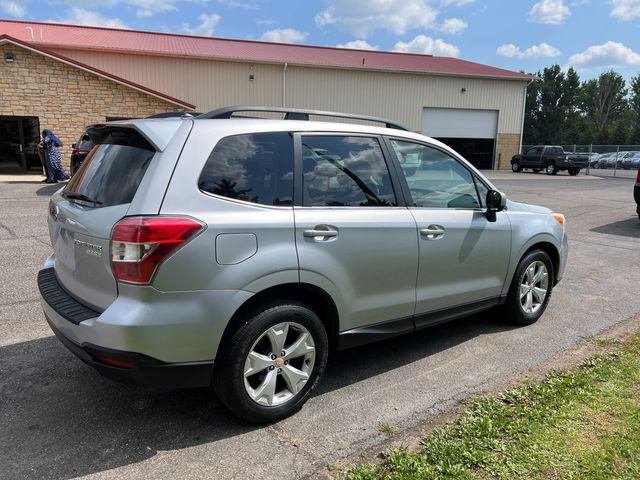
[{"left": 1, "top": 171, "right": 639, "bottom": 480}]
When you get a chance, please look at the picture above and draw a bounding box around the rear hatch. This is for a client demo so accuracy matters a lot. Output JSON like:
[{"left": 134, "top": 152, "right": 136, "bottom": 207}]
[{"left": 48, "top": 126, "right": 158, "bottom": 311}]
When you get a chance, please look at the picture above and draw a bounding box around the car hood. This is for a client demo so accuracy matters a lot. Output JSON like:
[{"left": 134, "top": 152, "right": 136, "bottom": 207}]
[{"left": 507, "top": 199, "right": 552, "bottom": 215}]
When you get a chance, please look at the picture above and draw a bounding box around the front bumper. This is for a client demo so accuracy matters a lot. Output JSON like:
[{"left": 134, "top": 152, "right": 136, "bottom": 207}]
[{"left": 634, "top": 183, "right": 640, "bottom": 214}]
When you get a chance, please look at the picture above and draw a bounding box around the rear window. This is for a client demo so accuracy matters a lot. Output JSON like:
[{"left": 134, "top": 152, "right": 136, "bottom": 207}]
[{"left": 64, "top": 128, "right": 155, "bottom": 208}]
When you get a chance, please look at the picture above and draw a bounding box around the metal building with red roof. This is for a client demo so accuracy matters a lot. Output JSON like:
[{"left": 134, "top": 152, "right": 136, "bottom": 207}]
[{"left": 0, "top": 19, "right": 533, "bottom": 174}]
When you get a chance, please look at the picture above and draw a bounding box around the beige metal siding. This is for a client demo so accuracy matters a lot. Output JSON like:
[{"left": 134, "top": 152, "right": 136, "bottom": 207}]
[
  {"left": 52, "top": 49, "right": 526, "bottom": 134},
  {"left": 53, "top": 49, "right": 284, "bottom": 110}
]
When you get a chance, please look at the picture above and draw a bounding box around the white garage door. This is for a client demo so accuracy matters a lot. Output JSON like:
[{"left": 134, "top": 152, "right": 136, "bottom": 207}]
[{"left": 422, "top": 108, "right": 498, "bottom": 139}]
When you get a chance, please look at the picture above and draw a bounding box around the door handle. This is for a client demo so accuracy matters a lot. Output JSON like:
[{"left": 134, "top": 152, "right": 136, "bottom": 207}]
[
  {"left": 303, "top": 227, "right": 338, "bottom": 239},
  {"left": 420, "top": 225, "right": 445, "bottom": 240}
]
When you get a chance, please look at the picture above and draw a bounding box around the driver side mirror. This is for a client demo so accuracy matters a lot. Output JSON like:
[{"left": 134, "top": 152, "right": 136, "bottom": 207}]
[{"left": 485, "top": 190, "right": 506, "bottom": 222}]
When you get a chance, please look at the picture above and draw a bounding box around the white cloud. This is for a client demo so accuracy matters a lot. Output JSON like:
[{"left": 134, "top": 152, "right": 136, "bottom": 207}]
[
  {"left": 610, "top": 0, "right": 640, "bottom": 21},
  {"left": 259, "top": 28, "right": 307, "bottom": 43},
  {"left": 335, "top": 40, "right": 378, "bottom": 50},
  {"left": 58, "top": 0, "right": 181, "bottom": 18},
  {"left": 182, "top": 13, "right": 220, "bottom": 36},
  {"left": 496, "top": 42, "right": 561, "bottom": 58},
  {"left": 315, "top": 0, "right": 438, "bottom": 37},
  {"left": 567, "top": 41, "right": 640, "bottom": 68},
  {"left": 393, "top": 35, "right": 460, "bottom": 57},
  {"left": 438, "top": 17, "right": 468, "bottom": 34},
  {"left": 49, "top": 8, "right": 128, "bottom": 28},
  {"left": 0, "top": 0, "right": 25, "bottom": 17},
  {"left": 218, "top": 0, "right": 258, "bottom": 9},
  {"left": 528, "top": 0, "right": 570, "bottom": 24},
  {"left": 440, "top": 0, "right": 474, "bottom": 6}
]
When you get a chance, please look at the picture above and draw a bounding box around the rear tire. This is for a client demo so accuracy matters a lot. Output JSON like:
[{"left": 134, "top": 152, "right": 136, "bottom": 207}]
[
  {"left": 504, "top": 249, "right": 554, "bottom": 326},
  {"left": 545, "top": 163, "right": 558, "bottom": 175},
  {"left": 213, "top": 301, "right": 329, "bottom": 424},
  {"left": 512, "top": 161, "right": 522, "bottom": 172},
  {"left": 568, "top": 168, "right": 580, "bottom": 176}
]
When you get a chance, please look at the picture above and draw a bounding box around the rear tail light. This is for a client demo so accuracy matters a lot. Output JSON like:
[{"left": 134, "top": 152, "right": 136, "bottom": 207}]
[
  {"left": 94, "top": 355, "right": 135, "bottom": 369},
  {"left": 637, "top": 169, "right": 640, "bottom": 182},
  {"left": 111, "top": 216, "right": 204, "bottom": 285}
]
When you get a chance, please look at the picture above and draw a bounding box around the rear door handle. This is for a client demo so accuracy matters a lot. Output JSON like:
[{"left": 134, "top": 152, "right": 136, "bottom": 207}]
[
  {"left": 303, "top": 227, "right": 338, "bottom": 240},
  {"left": 420, "top": 225, "right": 445, "bottom": 240}
]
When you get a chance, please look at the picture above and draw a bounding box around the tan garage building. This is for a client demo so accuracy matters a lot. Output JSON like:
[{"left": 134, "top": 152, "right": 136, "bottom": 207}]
[{"left": 0, "top": 19, "right": 532, "bottom": 174}]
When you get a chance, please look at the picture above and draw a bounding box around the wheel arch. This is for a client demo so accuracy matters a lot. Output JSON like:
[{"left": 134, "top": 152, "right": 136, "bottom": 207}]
[
  {"left": 217, "top": 283, "right": 340, "bottom": 358},
  {"left": 520, "top": 241, "right": 560, "bottom": 286}
]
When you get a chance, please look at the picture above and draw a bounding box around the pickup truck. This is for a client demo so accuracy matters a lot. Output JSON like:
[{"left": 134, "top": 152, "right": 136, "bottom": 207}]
[{"left": 511, "top": 146, "right": 589, "bottom": 175}]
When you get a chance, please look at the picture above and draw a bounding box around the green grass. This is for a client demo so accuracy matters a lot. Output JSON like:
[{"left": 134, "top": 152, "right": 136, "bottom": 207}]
[{"left": 342, "top": 334, "right": 640, "bottom": 480}]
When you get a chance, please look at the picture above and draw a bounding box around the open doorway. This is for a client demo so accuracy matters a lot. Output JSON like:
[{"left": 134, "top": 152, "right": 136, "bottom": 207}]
[
  {"left": 0, "top": 116, "right": 41, "bottom": 174},
  {"left": 434, "top": 138, "right": 495, "bottom": 170}
]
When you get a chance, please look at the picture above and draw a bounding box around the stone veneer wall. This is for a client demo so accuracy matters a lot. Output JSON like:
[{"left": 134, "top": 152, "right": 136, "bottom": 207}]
[
  {"left": 0, "top": 43, "right": 180, "bottom": 171},
  {"left": 496, "top": 133, "right": 521, "bottom": 170}
]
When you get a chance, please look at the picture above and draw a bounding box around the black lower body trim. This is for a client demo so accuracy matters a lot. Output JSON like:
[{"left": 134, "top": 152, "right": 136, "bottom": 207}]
[
  {"left": 337, "top": 297, "right": 505, "bottom": 350},
  {"left": 45, "top": 316, "right": 214, "bottom": 389}
]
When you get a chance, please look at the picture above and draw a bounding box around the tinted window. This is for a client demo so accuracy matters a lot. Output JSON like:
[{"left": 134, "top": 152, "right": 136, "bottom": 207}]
[
  {"left": 547, "top": 147, "right": 564, "bottom": 155},
  {"left": 390, "top": 139, "right": 481, "bottom": 209},
  {"left": 199, "top": 133, "right": 294, "bottom": 206},
  {"left": 77, "top": 134, "right": 93, "bottom": 150},
  {"left": 301, "top": 136, "right": 396, "bottom": 207},
  {"left": 64, "top": 130, "right": 155, "bottom": 208},
  {"left": 526, "top": 147, "right": 542, "bottom": 156}
]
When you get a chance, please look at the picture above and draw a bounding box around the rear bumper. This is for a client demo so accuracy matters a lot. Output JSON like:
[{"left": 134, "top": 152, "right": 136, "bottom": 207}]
[{"left": 44, "top": 314, "right": 214, "bottom": 389}]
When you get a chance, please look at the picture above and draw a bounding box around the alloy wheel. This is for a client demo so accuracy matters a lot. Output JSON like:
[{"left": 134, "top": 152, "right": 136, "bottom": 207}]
[
  {"left": 519, "top": 261, "right": 549, "bottom": 314},
  {"left": 243, "top": 322, "right": 316, "bottom": 406}
]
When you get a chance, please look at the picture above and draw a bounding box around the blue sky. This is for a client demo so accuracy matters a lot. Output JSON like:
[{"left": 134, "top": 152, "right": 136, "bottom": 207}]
[{"left": 1, "top": 0, "right": 640, "bottom": 79}]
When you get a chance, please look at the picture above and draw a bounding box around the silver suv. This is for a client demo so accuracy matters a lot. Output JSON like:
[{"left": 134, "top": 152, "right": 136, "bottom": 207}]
[{"left": 38, "top": 106, "right": 568, "bottom": 423}]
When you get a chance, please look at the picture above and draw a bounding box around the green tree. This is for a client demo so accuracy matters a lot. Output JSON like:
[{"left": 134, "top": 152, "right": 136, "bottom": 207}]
[
  {"left": 629, "top": 75, "right": 640, "bottom": 144},
  {"left": 580, "top": 71, "right": 629, "bottom": 144}
]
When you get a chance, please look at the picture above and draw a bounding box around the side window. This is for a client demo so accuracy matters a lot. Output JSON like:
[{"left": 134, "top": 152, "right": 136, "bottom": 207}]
[
  {"left": 198, "top": 132, "right": 294, "bottom": 206},
  {"left": 77, "top": 134, "right": 93, "bottom": 150},
  {"left": 548, "top": 147, "right": 563, "bottom": 156},
  {"left": 525, "top": 147, "right": 539, "bottom": 156},
  {"left": 473, "top": 176, "right": 489, "bottom": 208},
  {"left": 390, "top": 139, "right": 482, "bottom": 209},
  {"left": 301, "top": 136, "right": 397, "bottom": 207}
]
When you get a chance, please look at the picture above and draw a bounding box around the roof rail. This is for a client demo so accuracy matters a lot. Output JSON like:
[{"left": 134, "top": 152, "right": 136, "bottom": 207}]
[{"left": 196, "top": 105, "right": 410, "bottom": 131}]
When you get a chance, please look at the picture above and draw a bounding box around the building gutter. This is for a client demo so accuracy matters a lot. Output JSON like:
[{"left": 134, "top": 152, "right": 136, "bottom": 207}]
[{"left": 282, "top": 62, "right": 288, "bottom": 107}]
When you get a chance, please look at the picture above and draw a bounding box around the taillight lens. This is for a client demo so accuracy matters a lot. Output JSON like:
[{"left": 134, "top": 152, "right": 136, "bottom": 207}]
[
  {"left": 111, "top": 216, "right": 204, "bottom": 285},
  {"left": 637, "top": 169, "right": 640, "bottom": 182}
]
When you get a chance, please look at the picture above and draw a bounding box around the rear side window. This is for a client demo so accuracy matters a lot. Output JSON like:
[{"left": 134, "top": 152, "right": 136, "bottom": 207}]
[
  {"left": 198, "top": 133, "right": 294, "bottom": 206},
  {"left": 64, "top": 129, "right": 155, "bottom": 208},
  {"left": 301, "top": 136, "right": 397, "bottom": 207},
  {"left": 547, "top": 147, "right": 563, "bottom": 155}
]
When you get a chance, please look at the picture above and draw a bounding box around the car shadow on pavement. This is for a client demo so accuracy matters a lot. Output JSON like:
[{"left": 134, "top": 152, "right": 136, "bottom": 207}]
[
  {"left": 0, "top": 311, "right": 516, "bottom": 480},
  {"left": 590, "top": 217, "right": 640, "bottom": 238}
]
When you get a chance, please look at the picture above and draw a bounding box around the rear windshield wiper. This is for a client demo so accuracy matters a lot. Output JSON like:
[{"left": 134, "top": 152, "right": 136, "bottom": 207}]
[{"left": 62, "top": 191, "right": 103, "bottom": 206}]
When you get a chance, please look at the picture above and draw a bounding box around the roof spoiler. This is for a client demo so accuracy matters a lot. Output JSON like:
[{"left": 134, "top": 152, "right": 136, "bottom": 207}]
[
  {"left": 197, "top": 105, "right": 410, "bottom": 131},
  {"left": 86, "top": 119, "right": 186, "bottom": 151}
]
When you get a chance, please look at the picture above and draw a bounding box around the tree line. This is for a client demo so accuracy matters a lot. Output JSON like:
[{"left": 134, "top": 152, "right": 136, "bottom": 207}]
[{"left": 523, "top": 65, "right": 640, "bottom": 146}]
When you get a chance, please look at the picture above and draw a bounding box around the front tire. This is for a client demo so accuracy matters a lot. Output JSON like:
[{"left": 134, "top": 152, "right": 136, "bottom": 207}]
[
  {"left": 504, "top": 249, "right": 554, "bottom": 326},
  {"left": 545, "top": 163, "right": 558, "bottom": 175},
  {"left": 512, "top": 161, "right": 522, "bottom": 172},
  {"left": 213, "top": 301, "right": 329, "bottom": 423}
]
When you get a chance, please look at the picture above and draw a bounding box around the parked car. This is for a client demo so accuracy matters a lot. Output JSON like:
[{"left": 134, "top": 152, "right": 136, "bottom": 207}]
[
  {"left": 69, "top": 131, "right": 94, "bottom": 175},
  {"left": 588, "top": 153, "right": 601, "bottom": 168},
  {"left": 38, "top": 106, "right": 568, "bottom": 423},
  {"left": 621, "top": 151, "right": 640, "bottom": 170},
  {"left": 635, "top": 168, "right": 640, "bottom": 219},
  {"left": 511, "top": 146, "right": 588, "bottom": 175}
]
